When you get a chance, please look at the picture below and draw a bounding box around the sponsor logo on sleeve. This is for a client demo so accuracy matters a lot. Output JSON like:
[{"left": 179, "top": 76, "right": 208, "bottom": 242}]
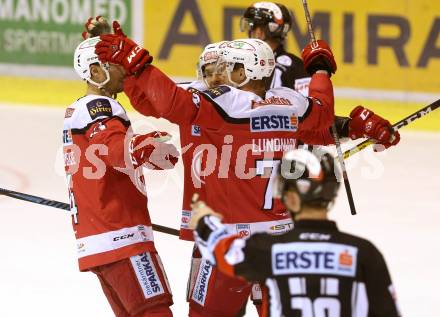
[
  {"left": 191, "top": 259, "right": 213, "bottom": 306},
  {"left": 138, "top": 225, "right": 152, "bottom": 242},
  {"left": 77, "top": 242, "right": 85, "bottom": 254},
  {"left": 63, "top": 145, "right": 77, "bottom": 167},
  {"left": 192, "top": 93, "right": 201, "bottom": 108},
  {"left": 86, "top": 98, "right": 113, "bottom": 120},
  {"left": 64, "top": 108, "right": 75, "bottom": 118},
  {"left": 191, "top": 125, "right": 201, "bottom": 136},
  {"left": 130, "top": 253, "right": 165, "bottom": 299},
  {"left": 181, "top": 210, "right": 191, "bottom": 229},
  {"left": 272, "top": 242, "right": 358, "bottom": 277},
  {"left": 236, "top": 224, "right": 251, "bottom": 238},
  {"left": 62, "top": 129, "right": 72, "bottom": 145},
  {"left": 251, "top": 283, "right": 263, "bottom": 301}
]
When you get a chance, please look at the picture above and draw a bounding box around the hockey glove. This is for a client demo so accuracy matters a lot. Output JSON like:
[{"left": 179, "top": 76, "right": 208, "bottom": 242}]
[
  {"left": 189, "top": 194, "right": 223, "bottom": 230},
  {"left": 82, "top": 17, "right": 127, "bottom": 39},
  {"left": 82, "top": 16, "right": 111, "bottom": 39},
  {"left": 129, "top": 132, "right": 179, "bottom": 170},
  {"left": 301, "top": 40, "right": 337, "bottom": 75},
  {"left": 349, "top": 106, "right": 401, "bottom": 151},
  {"left": 95, "top": 34, "right": 153, "bottom": 75},
  {"left": 112, "top": 21, "right": 127, "bottom": 37}
]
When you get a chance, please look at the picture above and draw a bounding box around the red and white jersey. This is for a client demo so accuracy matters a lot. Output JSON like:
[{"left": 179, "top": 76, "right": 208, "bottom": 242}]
[
  {"left": 124, "top": 67, "right": 335, "bottom": 237},
  {"left": 63, "top": 95, "right": 155, "bottom": 271},
  {"left": 177, "top": 81, "right": 208, "bottom": 240}
]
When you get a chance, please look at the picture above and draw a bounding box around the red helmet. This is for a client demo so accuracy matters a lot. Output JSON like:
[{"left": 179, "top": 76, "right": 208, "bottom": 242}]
[{"left": 241, "top": 2, "right": 292, "bottom": 39}]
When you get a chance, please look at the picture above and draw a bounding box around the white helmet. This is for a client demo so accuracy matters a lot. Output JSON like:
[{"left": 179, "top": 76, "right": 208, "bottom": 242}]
[
  {"left": 197, "top": 41, "right": 229, "bottom": 79},
  {"left": 73, "top": 37, "right": 110, "bottom": 88},
  {"left": 217, "top": 38, "right": 275, "bottom": 87}
]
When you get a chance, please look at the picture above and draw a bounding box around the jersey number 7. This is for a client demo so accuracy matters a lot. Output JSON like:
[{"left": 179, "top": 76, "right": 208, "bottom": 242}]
[{"left": 255, "top": 159, "right": 281, "bottom": 210}]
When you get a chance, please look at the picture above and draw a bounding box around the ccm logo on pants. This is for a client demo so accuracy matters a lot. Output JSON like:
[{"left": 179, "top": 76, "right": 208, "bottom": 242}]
[{"left": 130, "top": 253, "right": 165, "bottom": 299}]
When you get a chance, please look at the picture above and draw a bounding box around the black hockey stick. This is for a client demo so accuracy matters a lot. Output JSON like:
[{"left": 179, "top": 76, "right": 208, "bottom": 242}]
[
  {"left": 301, "top": 0, "right": 357, "bottom": 215},
  {"left": 0, "top": 187, "right": 180, "bottom": 236},
  {"left": 343, "top": 98, "right": 440, "bottom": 159}
]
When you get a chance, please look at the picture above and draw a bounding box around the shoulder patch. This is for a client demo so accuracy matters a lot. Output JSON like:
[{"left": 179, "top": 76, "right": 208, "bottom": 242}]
[
  {"left": 276, "top": 55, "right": 292, "bottom": 67},
  {"left": 203, "top": 86, "right": 231, "bottom": 99},
  {"left": 86, "top": 98, "right": 113, "bottom": 120},
  {"left": 64, "top": 107, "right": 75, "bottom": 118}
]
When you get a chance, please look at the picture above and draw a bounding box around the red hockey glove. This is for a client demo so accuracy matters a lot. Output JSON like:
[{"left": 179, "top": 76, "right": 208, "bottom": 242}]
[
  {"left": 95, "top": 34, "right": 153, "bottom": 75},
  {"left": 349, "top": 106, "right": 401, "bottom": 151},
  {"left": 82, "top": 16, "right": 111, "bottom": 39},
  {"left": 129, "top": 132, "right": 179, "bottom": 170},
  {"left": 301, "top": 40, "right": 337, "bottom": 75},
  {"left": 112, "top": 21, "right": 127, "bottom": 37},
  {"left": 82, "top": 17, "right": 126, "bottom": 39}
]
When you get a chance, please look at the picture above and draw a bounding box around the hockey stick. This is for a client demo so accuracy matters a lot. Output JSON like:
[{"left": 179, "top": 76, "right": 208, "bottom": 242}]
[
  {"left": 0, "top": 187, "right": 180, "bottom": 236},
  {"left": 301, "top": 0, "right": 357, "bottom": 215},
  {"left": 343, "top": 98, "right": 440, "bottom": 159}
]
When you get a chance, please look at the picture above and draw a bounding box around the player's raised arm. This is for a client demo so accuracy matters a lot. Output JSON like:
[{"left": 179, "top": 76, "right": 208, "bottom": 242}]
[
  {"left": 297, "top": 40, "right": 336, "bottom": 133},
  {"left": 94, "top": 34, "right": 227, "bottom": 130}
]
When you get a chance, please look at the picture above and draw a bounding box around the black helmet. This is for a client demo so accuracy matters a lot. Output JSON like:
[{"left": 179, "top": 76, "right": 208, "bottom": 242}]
[
  {"left": 275, "top": 148, "right": 340, "bottom": 210},
  {"left": 241, "top": 2, "right": 292, "bottom": 39}
]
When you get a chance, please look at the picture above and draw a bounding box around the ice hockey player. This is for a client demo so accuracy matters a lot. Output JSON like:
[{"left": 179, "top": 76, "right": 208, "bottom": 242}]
[
  {"left": 63, "top": 36, "right": 179, "bottom": 316},
  {"left": 241, "top": 2, "right": 400, "bottom": 151},
  {"left": 190, "top": 148, "right": 401, "bottom": 317},
  {"left": 241, "top": 2, "right": 310, "bottom": 93},
  {"left": 93, "top": 25, "right": 340, "bottom": 314},
  {"left": 81, "top": 17, "right": 226, "bottom": 241}
]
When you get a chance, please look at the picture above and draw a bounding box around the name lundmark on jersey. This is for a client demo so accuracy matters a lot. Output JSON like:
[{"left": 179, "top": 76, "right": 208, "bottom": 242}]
[{"left": 252, "top": 138, "right": 296, "bottom": 152}]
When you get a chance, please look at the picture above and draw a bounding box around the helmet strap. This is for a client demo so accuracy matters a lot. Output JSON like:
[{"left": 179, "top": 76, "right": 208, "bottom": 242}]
[{"left": 86, "top": 63, "right": 111, "bottom": 90}]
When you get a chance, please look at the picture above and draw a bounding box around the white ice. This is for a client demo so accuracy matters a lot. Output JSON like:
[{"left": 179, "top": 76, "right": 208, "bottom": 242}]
[{"left": 0, "top": 104, "right": 439, "bottom": 316}]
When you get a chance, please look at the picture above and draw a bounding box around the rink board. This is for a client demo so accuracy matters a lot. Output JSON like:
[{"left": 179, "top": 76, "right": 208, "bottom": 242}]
[{"left": 0, "top": 75, "right": 439, "bottom": 131}]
